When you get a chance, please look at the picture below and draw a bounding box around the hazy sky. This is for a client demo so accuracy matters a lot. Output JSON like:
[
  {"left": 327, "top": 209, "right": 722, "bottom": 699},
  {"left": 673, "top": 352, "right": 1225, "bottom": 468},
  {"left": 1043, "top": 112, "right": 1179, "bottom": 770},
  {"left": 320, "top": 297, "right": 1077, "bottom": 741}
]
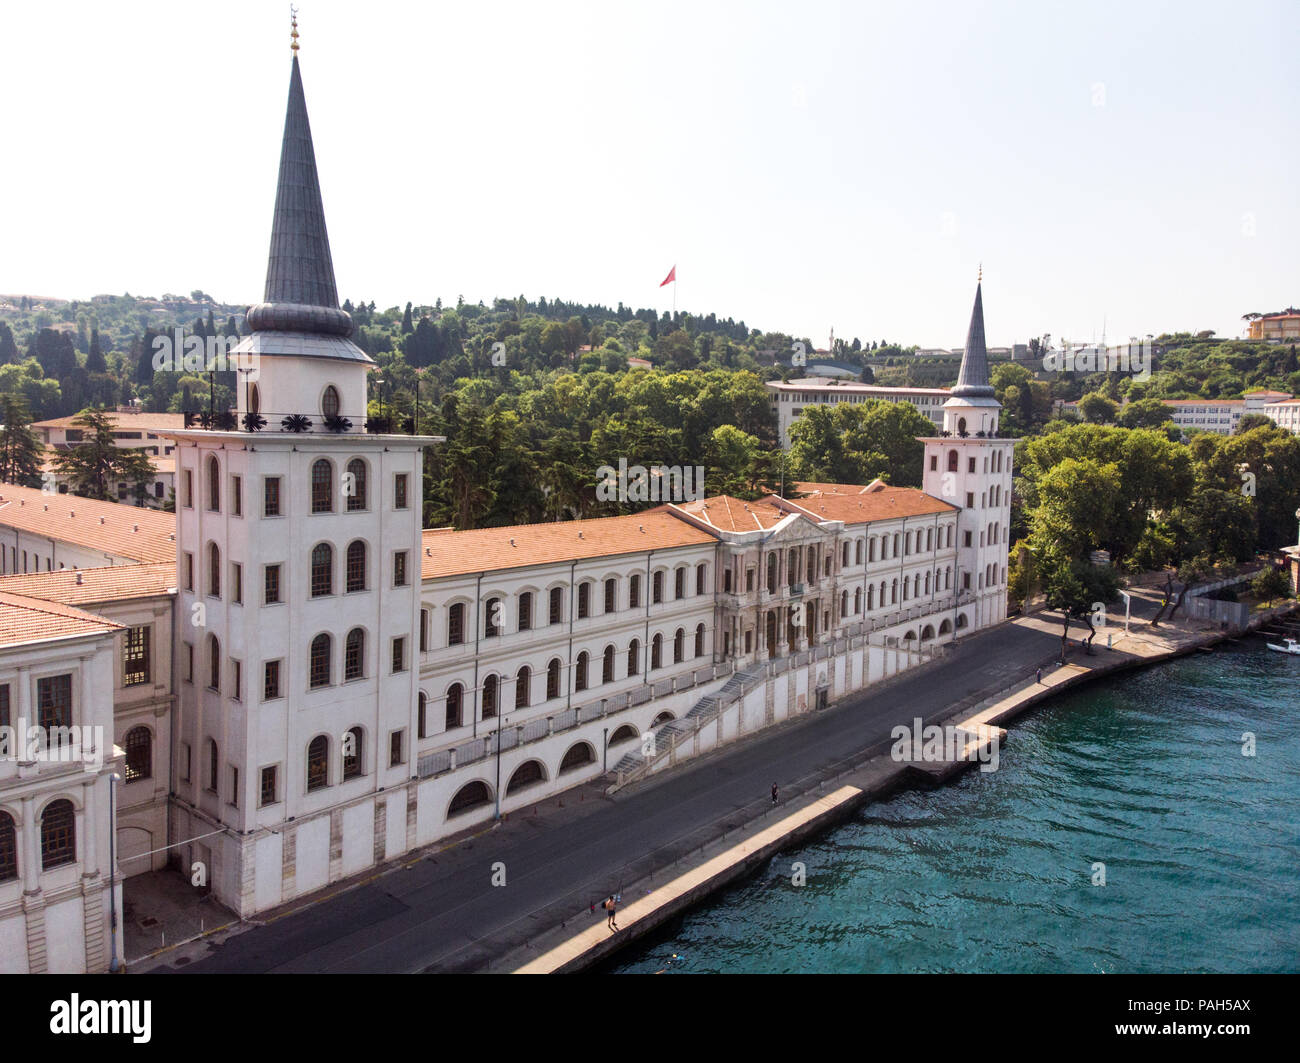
[{"left": 3, "top": 0, "right": 1296, "bottom": 348}]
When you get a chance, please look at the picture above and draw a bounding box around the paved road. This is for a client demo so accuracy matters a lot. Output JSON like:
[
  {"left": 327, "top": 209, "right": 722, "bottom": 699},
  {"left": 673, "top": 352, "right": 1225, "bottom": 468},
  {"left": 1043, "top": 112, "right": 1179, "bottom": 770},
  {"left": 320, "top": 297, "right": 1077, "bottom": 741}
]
[{"left": 170, "top": 618, "right": 1074, "bottom": 973}]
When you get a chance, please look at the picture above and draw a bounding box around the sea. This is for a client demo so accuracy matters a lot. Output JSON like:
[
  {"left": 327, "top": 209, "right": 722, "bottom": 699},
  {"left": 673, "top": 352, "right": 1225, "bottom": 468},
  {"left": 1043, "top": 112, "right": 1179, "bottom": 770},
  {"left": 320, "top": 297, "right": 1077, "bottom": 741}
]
[{"left": 607, "top": 640, "right": 1300, "bottom": 974}]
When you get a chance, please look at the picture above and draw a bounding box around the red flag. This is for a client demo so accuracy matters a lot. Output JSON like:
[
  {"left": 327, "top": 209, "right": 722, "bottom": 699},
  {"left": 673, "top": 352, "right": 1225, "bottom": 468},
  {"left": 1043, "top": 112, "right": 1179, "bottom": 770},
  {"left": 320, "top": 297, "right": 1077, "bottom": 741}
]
[{"left": 659, "top": 265, "right": 676, "bottom": 287}]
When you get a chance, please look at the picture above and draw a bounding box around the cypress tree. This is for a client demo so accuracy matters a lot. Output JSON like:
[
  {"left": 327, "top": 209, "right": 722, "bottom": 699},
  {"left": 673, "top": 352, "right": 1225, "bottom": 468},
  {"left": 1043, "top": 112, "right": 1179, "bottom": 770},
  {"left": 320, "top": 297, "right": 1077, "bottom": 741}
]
[{"left": 0, "top": 395, "right": 45, "bottom": 488}]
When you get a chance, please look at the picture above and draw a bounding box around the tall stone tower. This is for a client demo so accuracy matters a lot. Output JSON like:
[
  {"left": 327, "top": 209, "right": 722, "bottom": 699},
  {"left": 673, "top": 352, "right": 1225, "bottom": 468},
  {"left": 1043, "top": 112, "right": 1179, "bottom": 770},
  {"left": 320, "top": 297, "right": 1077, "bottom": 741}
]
[
  {"left": 165, "top": 47, "right": 436, "bottom": 916},
  {"left": 919, "top": 280, "right": 1014, "bottom": 632}
]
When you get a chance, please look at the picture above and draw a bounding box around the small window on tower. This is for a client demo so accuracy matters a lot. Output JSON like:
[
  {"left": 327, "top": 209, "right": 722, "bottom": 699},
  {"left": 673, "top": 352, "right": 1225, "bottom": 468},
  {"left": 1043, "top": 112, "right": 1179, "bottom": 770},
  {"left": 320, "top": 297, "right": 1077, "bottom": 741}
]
[{"left": 321, "top": 385, "right": 341, "bottom": 418}]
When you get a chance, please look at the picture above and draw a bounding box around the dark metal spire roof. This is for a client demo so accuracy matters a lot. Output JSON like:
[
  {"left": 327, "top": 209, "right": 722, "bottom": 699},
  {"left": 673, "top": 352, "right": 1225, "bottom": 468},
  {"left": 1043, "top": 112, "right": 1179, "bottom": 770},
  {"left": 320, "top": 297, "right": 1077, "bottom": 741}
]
[
  {"left": 951, "top": 282, "right": 994, "bottom": 398},
  {"left": 245, "top": 55, "right": 353, "bottom": 338}
]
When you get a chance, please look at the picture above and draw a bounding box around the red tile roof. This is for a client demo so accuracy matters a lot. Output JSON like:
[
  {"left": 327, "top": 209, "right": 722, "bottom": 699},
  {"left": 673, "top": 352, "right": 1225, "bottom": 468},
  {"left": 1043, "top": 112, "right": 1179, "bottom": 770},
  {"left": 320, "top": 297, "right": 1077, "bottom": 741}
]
[
  {"left": 0, "top": 591, "right": 122, "bottom": 648},
  {"left": 0, "top": 484, "right": 177, "bottom": 563},
  {"left": 0, "top": 563, "right": 176, "bottom": 605},
  {"left": 32, "top": 411, "right": 186, "bottom": 433},
  {"left": 786, "top": 481, "right": 957, "bottom": 523},
  {"left": 672, "top": 495, "right": 790, "bottom": 532},
  {"left": 421, "top": 509, "right": 715, "bottom": 579}
]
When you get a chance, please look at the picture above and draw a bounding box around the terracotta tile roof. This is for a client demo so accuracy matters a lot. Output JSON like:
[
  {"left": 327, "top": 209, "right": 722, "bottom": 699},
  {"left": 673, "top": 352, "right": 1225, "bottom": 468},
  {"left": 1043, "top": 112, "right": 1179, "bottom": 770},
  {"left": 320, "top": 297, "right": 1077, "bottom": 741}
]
[
  {"left": 0, "top": 562, "right": 176, "bottom": 605},
  {"left": 0, "top": 591, "right": 121, "bottom": 648},
  {"left": 766, "top": 379, "right": 950, "bottom": 395},
  {"left": 38, "top": 447, "right": 174, "bottom": 475},
  {"left": 421, "top": 509, "right": 715, "bottom": 579},
  {"left": 31, "top": 411, "right": 186, "bottom": 433},
  {"left": 786, "top": 481, "right": 957, "bottom": 524},
  {"left": 1161, "top": 399, "right": 1244, "bottom": 407},
  {"left": 672, "top": 495, "right": 789, "bottom": 532},
  {"left": 0, "top": 484, "right": 177, "bottom": 563}
]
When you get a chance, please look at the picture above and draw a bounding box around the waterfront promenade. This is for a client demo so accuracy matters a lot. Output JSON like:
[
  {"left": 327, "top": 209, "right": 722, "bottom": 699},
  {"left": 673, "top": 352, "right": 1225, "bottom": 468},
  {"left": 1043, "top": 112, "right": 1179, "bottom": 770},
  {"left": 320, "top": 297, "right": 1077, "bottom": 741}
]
[{"left": 138, "top": 587, "right": 1280, "bottom": 974}]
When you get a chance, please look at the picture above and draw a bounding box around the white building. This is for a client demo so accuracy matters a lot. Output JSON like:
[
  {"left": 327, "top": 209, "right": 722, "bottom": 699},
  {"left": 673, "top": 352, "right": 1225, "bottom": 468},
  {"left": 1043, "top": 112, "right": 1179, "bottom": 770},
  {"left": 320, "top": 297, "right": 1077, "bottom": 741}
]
[
  {"left": 766, "top": 378, "right": 952, "bottom": 447},
  {"left": 0, "top": 591, "right": 124, "bottom": 973},
  {"left": 0, "top": 43, "right": 1014, "bottom": 933}
]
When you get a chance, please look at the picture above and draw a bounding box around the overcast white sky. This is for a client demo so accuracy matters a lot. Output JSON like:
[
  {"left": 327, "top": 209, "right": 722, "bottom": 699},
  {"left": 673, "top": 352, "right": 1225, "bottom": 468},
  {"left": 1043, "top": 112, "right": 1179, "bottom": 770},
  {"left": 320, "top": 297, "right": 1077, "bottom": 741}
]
[{"left": 2, "top": 0, "right": 1296, "bottom": 347}]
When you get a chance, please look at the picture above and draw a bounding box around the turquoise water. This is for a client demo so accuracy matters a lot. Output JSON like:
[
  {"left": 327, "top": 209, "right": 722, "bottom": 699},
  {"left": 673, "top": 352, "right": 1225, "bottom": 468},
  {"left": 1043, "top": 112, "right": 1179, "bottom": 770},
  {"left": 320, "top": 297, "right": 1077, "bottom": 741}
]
[{"left": 609, "top": 641, "right": 1300, "bottom": 974}]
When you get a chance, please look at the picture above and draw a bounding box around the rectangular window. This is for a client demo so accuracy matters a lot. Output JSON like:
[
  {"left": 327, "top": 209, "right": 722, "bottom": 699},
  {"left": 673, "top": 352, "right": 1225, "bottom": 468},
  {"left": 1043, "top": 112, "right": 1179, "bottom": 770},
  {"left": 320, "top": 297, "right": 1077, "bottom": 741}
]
[
  {"left": 964, "top": 531, "right": 972, "bottom": 548},
  {"left": 264, "top": 563, "right": 282, "bottom": 605},
  {"left": 183, "top": 469, "right": 193, "bottom": 508},
  {"left": 232, "top": 475, "right": 242, "bottom": 517},
  {"left": 123, "top": 626, "right": 151, "bottom": 686},
  {"left": 184, "top": 643, "right": 194, "bottom": 683},
  {"left": 965, "top": 492, "right": 974, "bottom": 509},
  {"left": 232, "top": 562, "right": 243, "bottom": 605},
  {"left": 0, "top": 684, "right": 8, "bottom": 729},
  {"left": 37, "top": 674, "right": 73, "bottom": 744},
  {"left": 393, "top": 551, "right": 408, "bottom": 587},
  {"left": 180, "top": 742, "right": 191, "bottom": 782},
  {"left": 389, "top": 729, "right": 405, "bottom": 767},
  {"left": 394, "top": 473, "right": 408, "bottom": 510},
  {"left": 230, "top": 766, "right": 239, "bottom": 807},
  {"left": 264, "top": 476, "right": 281, "bottom": 517},
  {"left": 260, "top": 765, "right": 277, "bottom": 807},
  {"left": 263, "top": 660, "right": 282, "bottom": 700},
  {"left": 392, "top": 637, "right": 406, "bottom": 674},
  {"left": 184, "top": 552, "right": 194, "bottom": 591},
  {"left": 968, "top": 457, "right": 976, "bottom": 473},
  {"left": 232, "top": 660, "right": 242, "bottom": 702}
]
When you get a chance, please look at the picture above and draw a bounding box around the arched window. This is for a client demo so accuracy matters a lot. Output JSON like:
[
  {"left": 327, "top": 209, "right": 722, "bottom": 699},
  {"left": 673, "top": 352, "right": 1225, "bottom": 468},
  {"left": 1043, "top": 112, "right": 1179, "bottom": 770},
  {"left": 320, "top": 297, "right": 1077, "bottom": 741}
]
[
  {"left": 208, "top": 541, "right": 220, "bottom": 598},
  {"left": 248, "top": 384, "right": 261, "bottom": 415},
  {"left": 343, "top": 727, "right": 363, "bottom": 780},
  {"left": 346, "top": 458, "right": 367, "bottom": 511},
  {"left": 310, "top": 633, "right": 332, "bottom": 688},
  {"left": 483, "top": 674, "right": 499, "bottom": 718},
  {"left": 604, "top": 577, "right": 617, "bottom": 614},
  {"left": 207, "top": 737, "right": 218, "bottom": 790},
  {"left": 947, "top": 449, "right": 959, "bottom": 472},
  {"left": 673, "top": 628, "right": 684, "bottom": 664},
  {"left": 346, "top": 540, "right": 366, "bottom": 593},
  {"left": 575, "top": 651, "right": 589, "bottom": 693},
  {"left": 546, "top": 659, "right": 561, "bottom": 700},
  {"left": 0, "top": 812, "right": 15, "bottom": 882},
  {"left": 124, "top": 726, "right": 152, "bottom": 782},
  {"left": 448, "top": 781, "right": 491, "bottom": 817},
  {"left": 307, "top": 735, "right": 329, "bottom": 791},
  {"left": 418, "top": 692, "right": 428, "bottom": 738},
  {"left": 40, "top": 799, "right": 75, "bottom": 870},
  {"left": 485, "top": 596, "right": 501, "bottom": 637},
  {"left": 321, "top": 385, "right": 340, "bottom": 418},
  {"left": 559, "top": 743, "right": 596, "bottom": 774},
  {"left": 868, "top": 584, "right": 875, "bottom": 610},
  {"left": 627, "top": 638, "right": 640, "bottom": 675},
  {"left": 602, "top": 644, "right": 615, "bottom": 683},
  {"left": 609, "top": 725, "right": 639, "bottom": 746},
  {"left": 651, "top": 633, "right": 663, "bottom": 669},
  {"left": 507, "top": 760, "right": 546, "bottom": 796},
  {"left": 842, "top": 542, "right": 850, "bottom": 566},
  {"left": 694, "top": 623, "right": 705, "bottom": 658},
  {"left": 208, "top": 633, "right": 220, "bottom": 691},
  {"left": 446, "top": 683, "right": 463, "bottom": 729},
  {"left": 854, "top": 588, "right": 862, "bottom": 613},
  {"left": 841, "top": 590, "right": 848, "bottom": 617},
  {"left": 891, "top": 578, "right": 898, "bottom": 604},
  {"left": 311, "top": 543, "right": 333, "bottom": 597},
  {"left": 311, "top": 459, "right": 333, "bottom": 513},
  {"left": 448, "top": 602, "right": 465, "bottom": 645},
  {"left": 629, "top": 573, "right": 641, "bottom": 608},
  {"left": 344, "top": 627, "right": 365, "bottom": 680},
  {"left": 674, "top": 567, "right": 686, "bottom": 600},
  {"left": 767, "top": 555, "right": 777, "bottom": 593},
  {"left": 207, "top": 455, "right": 220, "bottom": 512},
  {"left": 856, "top": 540, "right": 864, "bottom": 565},
  {"left": 515, "top": 665, "right": 531, "bottom": 709},
  {"left": 696, "top": 563, "right": 707, "bottom": 595},
  {"left": 518, "top": 592, "right": 533, "bottom": 631}
]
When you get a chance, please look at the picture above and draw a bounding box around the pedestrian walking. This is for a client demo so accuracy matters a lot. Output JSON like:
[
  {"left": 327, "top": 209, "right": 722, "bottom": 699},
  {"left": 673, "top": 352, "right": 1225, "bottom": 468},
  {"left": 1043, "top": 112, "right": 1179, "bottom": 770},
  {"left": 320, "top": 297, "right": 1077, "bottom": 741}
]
[
  {"left": 603, "top": 894, "right": 619, "bottom": 932},
  {"left": 1036, "top": 667, "right": 1041, "bottom": 684},
  {"left": 771, "top": 782, "right": 779, "bottom": 805}
]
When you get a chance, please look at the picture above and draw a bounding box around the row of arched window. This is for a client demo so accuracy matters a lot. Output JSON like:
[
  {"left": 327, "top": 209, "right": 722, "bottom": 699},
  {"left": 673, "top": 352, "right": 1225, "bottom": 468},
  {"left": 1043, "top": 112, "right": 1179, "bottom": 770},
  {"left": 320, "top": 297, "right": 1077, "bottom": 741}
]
[
  {"left": 0, "top": 800, "right": 76, "bottom": 883},
  {"left": 429, "top": 565, "right": 710, "bottom": 648},
  {"left": 418, "top": 625, "right": 709, "bottom": 735}
]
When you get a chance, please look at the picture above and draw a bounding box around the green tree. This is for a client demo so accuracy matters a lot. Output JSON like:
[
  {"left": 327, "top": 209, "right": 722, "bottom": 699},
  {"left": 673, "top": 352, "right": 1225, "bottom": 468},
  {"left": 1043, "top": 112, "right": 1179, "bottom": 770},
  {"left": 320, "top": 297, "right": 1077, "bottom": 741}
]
[
  {"left": 0, "top": 395, "right": 45, "bottom": 487},
  {"left": 49, "top": 409, "right": 153, "bottom": 502},
  {"left": 1251, "top": 567, "right": 1291, "bottom": 606}
]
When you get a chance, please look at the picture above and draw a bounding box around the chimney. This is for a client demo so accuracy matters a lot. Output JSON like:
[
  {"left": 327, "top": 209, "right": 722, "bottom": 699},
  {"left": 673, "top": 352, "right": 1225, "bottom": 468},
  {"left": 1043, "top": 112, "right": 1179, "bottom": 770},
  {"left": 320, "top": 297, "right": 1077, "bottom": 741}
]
[{"left": 75, "top": 572, "right": 83, "bottom": 585}]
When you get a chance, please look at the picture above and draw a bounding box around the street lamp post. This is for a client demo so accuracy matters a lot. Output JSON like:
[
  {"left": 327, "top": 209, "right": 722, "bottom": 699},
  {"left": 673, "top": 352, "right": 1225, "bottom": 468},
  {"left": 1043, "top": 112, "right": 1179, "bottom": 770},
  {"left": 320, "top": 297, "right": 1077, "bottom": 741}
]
[
  {"left": 493, "top": 714, "right": 509, "bottom": 820},
  {"left": 108, "top": 771, "right": 122, "bottom": 972}
]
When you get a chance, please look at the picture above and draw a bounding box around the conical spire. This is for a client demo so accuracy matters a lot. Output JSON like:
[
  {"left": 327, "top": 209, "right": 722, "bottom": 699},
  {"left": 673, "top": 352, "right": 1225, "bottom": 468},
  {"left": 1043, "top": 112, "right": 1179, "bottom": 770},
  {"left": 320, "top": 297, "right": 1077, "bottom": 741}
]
[
  {"left": 246, "top": 54, "right": 353, "bottom": 338},
  {"left": 951, "top": 281, "right": 994, "bottom": 398}
]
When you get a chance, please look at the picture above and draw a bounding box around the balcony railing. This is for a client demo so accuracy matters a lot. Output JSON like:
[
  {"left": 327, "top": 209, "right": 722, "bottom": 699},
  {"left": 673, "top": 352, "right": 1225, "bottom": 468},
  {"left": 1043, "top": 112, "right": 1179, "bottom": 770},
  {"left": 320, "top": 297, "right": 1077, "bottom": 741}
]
[{"left": 181, "top": 410, "right": 415, "bottom": 434}]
